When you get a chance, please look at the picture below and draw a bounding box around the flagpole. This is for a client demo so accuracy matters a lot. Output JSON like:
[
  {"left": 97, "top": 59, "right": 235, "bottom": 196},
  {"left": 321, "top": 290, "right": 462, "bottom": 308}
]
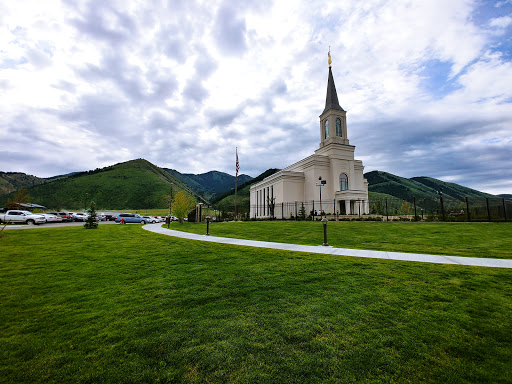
[{"left": 235, "top": 147, "right": 238, "bottom": 220}]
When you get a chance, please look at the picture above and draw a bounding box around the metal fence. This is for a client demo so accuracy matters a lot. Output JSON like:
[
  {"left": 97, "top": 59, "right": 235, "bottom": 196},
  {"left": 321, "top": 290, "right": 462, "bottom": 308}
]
[{"left": 208, "top": 196, "right": 511, "bottom": 222}]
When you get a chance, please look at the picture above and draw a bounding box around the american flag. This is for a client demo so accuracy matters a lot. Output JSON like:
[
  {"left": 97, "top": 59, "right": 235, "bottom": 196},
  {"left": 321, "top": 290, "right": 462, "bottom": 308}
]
[{"left": 236, "top": 148, "right": 239, "bottom": 176}]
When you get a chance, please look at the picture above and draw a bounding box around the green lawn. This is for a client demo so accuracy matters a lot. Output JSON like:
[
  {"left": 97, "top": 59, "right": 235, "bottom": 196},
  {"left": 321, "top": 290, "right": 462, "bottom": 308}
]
[
  {"left": 169, "top": 221, "right": 512, "bottom": 259},
  {"left": 1, "top": 225, "right": 512, "bottom": 383}
]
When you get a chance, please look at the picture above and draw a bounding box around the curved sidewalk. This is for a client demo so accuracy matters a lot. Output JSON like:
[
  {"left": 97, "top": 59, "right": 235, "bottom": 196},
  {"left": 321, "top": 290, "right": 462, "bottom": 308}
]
[{"left": 143, "top": 223, "right": 512, "bottom": 269}]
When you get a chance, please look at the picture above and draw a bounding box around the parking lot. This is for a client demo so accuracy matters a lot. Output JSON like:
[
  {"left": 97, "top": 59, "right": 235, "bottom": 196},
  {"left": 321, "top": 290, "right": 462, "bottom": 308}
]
[{"left": 2, "top": 221, "right": 118, "bottom": 230}]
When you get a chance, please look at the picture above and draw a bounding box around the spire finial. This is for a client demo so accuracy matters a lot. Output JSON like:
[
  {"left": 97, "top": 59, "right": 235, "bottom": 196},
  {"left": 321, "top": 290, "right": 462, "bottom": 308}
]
[{"left": 328, "top": 47, "right": 332, "bottom": 67}]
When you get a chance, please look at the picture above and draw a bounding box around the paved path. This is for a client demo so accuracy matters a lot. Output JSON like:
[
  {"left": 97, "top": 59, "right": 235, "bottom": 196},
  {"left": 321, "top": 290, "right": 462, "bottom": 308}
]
[{"left": 143, "top": 224, "right": 512, "bottom": 269}]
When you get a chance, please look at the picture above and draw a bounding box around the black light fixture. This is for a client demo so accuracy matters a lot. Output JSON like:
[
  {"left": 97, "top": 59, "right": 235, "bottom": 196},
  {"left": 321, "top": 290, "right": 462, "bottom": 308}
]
[{"left": 322, "top": 217, "right": 328, "bottom": 246}]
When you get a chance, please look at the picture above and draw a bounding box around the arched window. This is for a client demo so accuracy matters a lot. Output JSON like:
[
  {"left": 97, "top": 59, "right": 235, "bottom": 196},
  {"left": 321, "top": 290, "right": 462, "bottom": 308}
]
[
  {"left": 324, "top": 120, "right": 329, "bottom": 139},
  {"left": 336, "top": 118, "right": 342, "bottom": 136},
  {"left": 340, "top": 173, "right": 348, "bottom": 191}
]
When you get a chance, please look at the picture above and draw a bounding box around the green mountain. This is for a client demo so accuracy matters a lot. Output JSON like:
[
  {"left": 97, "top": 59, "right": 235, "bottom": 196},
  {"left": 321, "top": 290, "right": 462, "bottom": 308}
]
[
  {"left": 165, "top": 169, "right": 252, "bottom": 201},
  {"left": 213, "top": 168, "right": 280, "bottom": 207},
  {"left": 0, "top": 159, "right": 202, "bottom": 210},
  {"left": 365, "top": 171, "right": 495, "bottom": 202},
  {"left": 0, "top": 172, "right": 47, "bottom": 195}
]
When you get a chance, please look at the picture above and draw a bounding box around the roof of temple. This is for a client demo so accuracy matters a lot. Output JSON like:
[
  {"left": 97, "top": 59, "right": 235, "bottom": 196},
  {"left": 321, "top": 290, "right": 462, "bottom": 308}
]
[{"left": 322, "top": 66, "right": 345, "bottom": 114}]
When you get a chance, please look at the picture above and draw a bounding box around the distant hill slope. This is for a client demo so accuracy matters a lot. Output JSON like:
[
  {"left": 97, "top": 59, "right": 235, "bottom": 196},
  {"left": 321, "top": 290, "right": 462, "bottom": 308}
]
[
  {"left": 498, "top": 194, "right": 512, "bottom": 199},
  {"left": 0, "top": 172, "right": 47, "bottom": 195},
  {"left": 365, "top": 171, "right": 496, "bottom": 202},
  {"left": 214, "top": 168, "right": 499, "bottom": 208},
  {"left": 0, "top": 159, "right": 202, "bottom": 210},
  {"left": 213, "top": 168, "right": 280, "bottom": 206},
  {"left": 411, "top": 176, "right": 495, "bottom": 200},
  {"left": 165, "top": 169, "right": 252, "bottom": 201}
]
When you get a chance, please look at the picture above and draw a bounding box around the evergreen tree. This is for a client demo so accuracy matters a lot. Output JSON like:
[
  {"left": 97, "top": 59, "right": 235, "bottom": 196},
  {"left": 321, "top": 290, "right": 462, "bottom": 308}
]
[
  {"left": 84, "top": 202, "right": 98, "bottom": 229},
  {"left": 298, "top": 203, "right": 306, "bottom": 220}
]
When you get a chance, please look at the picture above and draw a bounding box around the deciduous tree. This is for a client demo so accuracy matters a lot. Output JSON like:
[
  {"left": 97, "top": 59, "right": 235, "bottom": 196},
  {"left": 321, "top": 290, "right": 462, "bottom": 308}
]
[
  {"left": 7, "top": 187, "right": 30, "bottom": 209},
  {"left": 172, "top": 191, "right": 196, "bottom": 224}
]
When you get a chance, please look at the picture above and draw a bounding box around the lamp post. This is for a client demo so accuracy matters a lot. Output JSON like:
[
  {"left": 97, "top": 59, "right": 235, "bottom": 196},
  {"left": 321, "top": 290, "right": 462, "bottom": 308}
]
[
  {"left": 322, "top": 217, "right": 328, "bottom": 246},
  {"left": 206, "top": 216, "right": 211, "bottom": 236},
  {"left": 316, "top": 177, "right": 327, "bottom": 218},
  {"left": 438, "top": 187, "right": 445, "bottom": 221}
]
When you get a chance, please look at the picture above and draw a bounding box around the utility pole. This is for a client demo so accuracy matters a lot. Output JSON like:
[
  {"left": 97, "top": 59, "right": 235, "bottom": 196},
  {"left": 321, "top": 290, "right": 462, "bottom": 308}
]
[
  {"left": 438, "top": 188, "right": 445, "bottom": 221},
  {"left": 169, "top": 183, "right": 173, "bottom": 216}
]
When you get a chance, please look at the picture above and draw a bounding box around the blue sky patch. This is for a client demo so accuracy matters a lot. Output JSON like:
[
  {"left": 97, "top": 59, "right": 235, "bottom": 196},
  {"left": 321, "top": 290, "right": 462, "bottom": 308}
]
[{"left": 419, "top": 59, "right": 462, "bottom": 98}]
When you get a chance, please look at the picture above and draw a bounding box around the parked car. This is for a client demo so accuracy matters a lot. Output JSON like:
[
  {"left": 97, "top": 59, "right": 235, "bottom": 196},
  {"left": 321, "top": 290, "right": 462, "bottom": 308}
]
[
  {"left": 104, "top": 214, "right": 116, "bottom": 221},
  {"left": 48, "top": 212, "right": 73, "bottom": 222},
  {"left": 0, "top": 210, "right": 46, "bottom": 225},
  {"left": 142, "top": 215, "right": 158, "bottom": 223},
  {"left": 152, "top": 216, "right": 162, "bottom": 223},
  {"left": 115, "top": 213, "right": 149, "bottom": 224},
  {"left": 41, "top": 213, "right": 63, "bottom": 223},
  {"left": 97, "top": 213, "right": 106, "bottom": 221},
  {"left": 73, "top": 212, "right": 89, "bottom": 222}
]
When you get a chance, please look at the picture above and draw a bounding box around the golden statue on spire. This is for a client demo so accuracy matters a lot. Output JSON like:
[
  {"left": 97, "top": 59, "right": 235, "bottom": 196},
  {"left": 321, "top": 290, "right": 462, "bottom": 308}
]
[{"left": 328, "top": 47, "right": 332, "bottom": 67}]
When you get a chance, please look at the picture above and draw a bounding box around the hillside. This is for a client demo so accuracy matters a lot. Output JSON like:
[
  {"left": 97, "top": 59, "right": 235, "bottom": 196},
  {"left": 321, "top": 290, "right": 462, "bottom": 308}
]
[
  {"left": 165, "top": 169, "right": 252, "bottom": 201},
  {"left": 0, "top": 172, "right": 47, "bottom": 195},
  {"left": 411, "top": 176, "right": 495, "bottom": 200},
  {"left": 0, "top": 159, "right": 202, "bottom": 210},
  {"left": 213, "top": 168, "right": 280, "bottom": 207},
  {"left": 364, "top": 171, "right": 440, "bottom": 200},
  {"left": 364, "top": 171, "right": 495, "bottom": 202}
]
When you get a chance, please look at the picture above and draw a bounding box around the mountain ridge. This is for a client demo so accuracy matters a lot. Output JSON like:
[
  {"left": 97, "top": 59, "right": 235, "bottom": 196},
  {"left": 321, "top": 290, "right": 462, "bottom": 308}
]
[
  {"left": 1, "top": 161, "right": 508, "bottom": 210},
  {"left": 164, "top": 169, "right": 252, "bottom": 202}
]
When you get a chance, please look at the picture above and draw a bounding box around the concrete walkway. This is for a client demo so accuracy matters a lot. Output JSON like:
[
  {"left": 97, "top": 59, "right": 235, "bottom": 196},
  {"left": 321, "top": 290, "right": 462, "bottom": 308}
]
[{"left": 143, "top": 224, "right": 512, "bottom": 269}]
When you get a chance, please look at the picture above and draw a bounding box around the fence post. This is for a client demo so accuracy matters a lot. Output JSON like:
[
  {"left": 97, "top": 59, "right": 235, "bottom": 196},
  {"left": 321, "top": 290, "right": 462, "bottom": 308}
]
[
  {"left": 333, "top": 199, "right": 336, "bottom": 215},
  {"left": 503, "top": 198, "right": 508, "bottom": 222},
  {"left": 282, "top": 202, "right": 284, "bottom": 220},
  {"left": 385, "top": 198, "right": 388, "bottom": 222},
  {"left": 466, "top": 197, "right": 471, "bottom": 222},
  {"left": 312, "top": 200, "right": 315, "bottom": 219},
  {"left": 413, "top": 197, "right": 417, "bottom": 221},
  {"left": 486, "top": 198, "right": 491, "bottom": 222},
  {"left": 295, "top": 201, "right": 298, "bottom": 221}
]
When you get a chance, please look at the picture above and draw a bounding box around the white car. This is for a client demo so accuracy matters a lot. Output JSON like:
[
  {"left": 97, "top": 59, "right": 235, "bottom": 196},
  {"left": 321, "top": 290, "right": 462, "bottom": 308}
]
[
  {"left": 142, "top": 216, "right": 157, "bottom": 223},
  {"left": 0, "top": 210, "right": 46, "bottom": 225},
  {"left": 73, "top": 212, "right": 89, "bottom": 222},
  {"left": 41, "top": 213, "right": 63, "bottom": 223}
]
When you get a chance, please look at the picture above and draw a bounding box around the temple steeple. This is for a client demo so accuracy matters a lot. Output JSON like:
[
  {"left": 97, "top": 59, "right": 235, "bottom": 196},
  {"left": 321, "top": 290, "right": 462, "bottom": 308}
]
[
  {"left": 319, "top": 52, "right": 349, "bottom": 148},
  {"left": 322, "top": 66, "right": 345, "bottom": 115}
]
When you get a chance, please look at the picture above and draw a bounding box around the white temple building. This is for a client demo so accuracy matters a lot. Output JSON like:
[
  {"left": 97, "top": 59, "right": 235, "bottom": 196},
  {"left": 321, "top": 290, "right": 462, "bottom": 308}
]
[{"left": 250, "top": 56, "right": 369, "bottom": 218}]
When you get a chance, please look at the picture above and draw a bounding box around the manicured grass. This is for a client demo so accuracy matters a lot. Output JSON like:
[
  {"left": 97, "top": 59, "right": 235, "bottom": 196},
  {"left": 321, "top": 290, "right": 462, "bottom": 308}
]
[
  {"left": 1, "top": 225, "right": 512, "bottom": 383},
  {"left": 169, "top": 221, "right": 512, "bottom": 259}
]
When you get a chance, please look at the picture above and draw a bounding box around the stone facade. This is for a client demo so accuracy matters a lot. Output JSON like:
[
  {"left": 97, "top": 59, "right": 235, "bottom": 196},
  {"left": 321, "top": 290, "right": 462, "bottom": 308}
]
[{"left": 250, "top": 63, "right": 369, "bottom": 218}]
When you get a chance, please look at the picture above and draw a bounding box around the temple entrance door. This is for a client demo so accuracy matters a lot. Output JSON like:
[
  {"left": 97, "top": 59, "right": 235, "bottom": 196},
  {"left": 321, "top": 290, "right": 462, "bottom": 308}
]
[{"left": 339, "top": 200, "right": 346, "bottom": 215}]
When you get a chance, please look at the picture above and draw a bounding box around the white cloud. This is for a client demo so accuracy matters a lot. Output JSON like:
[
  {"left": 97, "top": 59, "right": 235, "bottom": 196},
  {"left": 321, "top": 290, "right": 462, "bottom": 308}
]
[
  {"left": 0, "top": 0, "right": 511, "bottom": 195},
  {"left": 489, "top": 15, "right": 512, "bottom": 28}
]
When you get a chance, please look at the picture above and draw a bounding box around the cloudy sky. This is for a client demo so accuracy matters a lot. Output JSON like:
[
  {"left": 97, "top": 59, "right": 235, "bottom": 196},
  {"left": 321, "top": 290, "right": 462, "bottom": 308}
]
[{"left": 1, "top": 0, "right": 511, "bottom": 194}]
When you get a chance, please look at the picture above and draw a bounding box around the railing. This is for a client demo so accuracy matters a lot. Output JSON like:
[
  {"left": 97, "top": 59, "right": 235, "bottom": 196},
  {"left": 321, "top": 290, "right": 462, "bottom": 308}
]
[{"left": 205, "top": 196, "right": 511, "bottom": 222}]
